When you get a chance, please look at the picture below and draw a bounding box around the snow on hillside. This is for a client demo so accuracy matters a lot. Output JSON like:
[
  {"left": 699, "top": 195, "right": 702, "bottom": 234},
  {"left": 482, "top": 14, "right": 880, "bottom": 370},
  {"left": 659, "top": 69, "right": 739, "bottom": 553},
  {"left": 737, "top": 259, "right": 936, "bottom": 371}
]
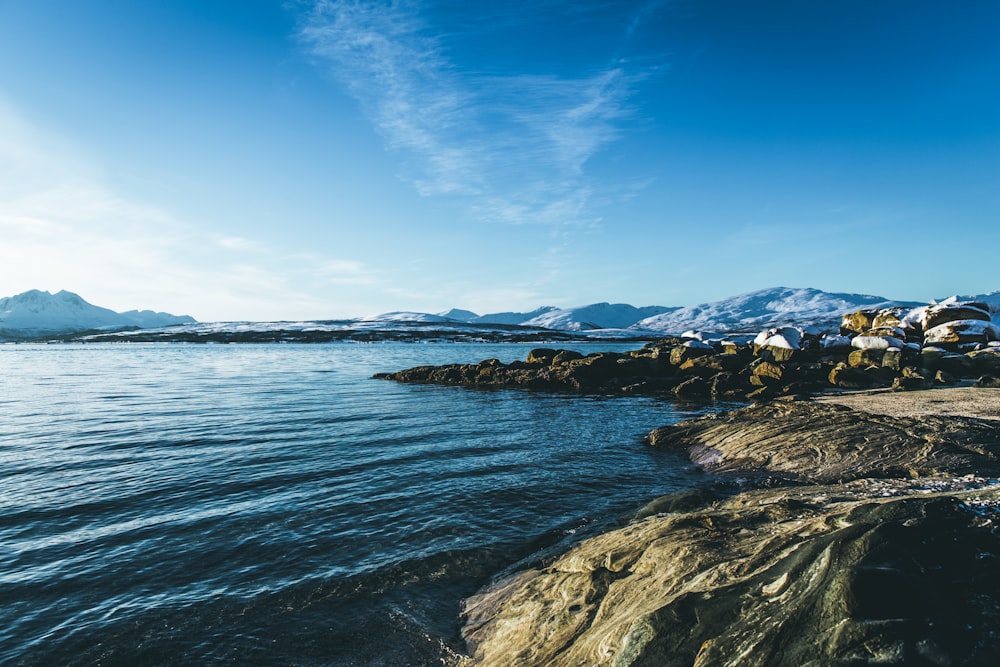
[
  {"left": 521, "top": 303, "right": 676, "bottom": 331},
  {"left": 634, "top": 287, "right": 921, "bottom": 334},
  {"left": 118, "top": 309, "right": 196, "bottom": 328},
  {"left": 437, "top": 308, "right": 479, "bottom": 321},
  {"left": 0, "top": 290, "right": 194, "bottom": 336},
  {"left": 362, "top": 311, "right": 455, "bottom": 323},
  {"left": 0, "top": 289, "right": 123, "bottom": 332},
  {"left": 472, "top": 307, "right": 558, "bottom": 326}
]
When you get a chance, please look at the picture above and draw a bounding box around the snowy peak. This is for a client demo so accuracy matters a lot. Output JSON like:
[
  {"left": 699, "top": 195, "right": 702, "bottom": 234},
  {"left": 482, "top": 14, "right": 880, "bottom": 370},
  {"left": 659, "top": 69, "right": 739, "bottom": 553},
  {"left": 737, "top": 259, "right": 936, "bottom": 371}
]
[
  {"left": 0, "top": 290, "right": 195, "bottom": 337},
  {"left": 634, "top": 287, "right": 922, "bottom": 334},
  {"left": 363, "top": 311, "right": 455, "bottom": 323},
  {"left": 471, "top": 307, "right": 558, "bottom": 326},
  {"left": 437, "top": 308, "right": 479, "bottom": 321},
  {"left": 521, "top": 303, "right": 677, "bottom": 331},
  {"left": 373, "top": 303, "right": 676, "bottom": 330}
]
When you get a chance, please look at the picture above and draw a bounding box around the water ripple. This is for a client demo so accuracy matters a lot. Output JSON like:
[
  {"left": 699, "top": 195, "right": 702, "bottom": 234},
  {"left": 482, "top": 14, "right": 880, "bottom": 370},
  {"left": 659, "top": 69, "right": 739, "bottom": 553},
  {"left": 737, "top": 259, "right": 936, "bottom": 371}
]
[{"left": 0, "top": 342, "right": 723, "bottom": 665}]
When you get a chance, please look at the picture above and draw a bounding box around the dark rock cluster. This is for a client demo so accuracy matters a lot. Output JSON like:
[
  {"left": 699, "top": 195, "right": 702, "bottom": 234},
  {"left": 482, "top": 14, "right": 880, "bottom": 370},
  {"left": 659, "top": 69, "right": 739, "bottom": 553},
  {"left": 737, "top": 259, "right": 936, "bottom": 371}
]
[{"left": 376, "top": 300, "right": 1000, "bottom": 401}]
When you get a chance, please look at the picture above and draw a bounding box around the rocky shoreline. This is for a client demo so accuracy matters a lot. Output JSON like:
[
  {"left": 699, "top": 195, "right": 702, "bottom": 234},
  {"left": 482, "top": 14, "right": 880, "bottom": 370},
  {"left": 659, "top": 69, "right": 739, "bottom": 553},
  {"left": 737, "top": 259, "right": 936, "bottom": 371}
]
[
  {"left": 374, "top": 302, "right": 1000, "bottom": 400},
  {"left": 372, "top": 299, "right": 1000, "bottom": 665},
  {"left": 458, "top": 395, "right": 1000, "bottom": 666}
]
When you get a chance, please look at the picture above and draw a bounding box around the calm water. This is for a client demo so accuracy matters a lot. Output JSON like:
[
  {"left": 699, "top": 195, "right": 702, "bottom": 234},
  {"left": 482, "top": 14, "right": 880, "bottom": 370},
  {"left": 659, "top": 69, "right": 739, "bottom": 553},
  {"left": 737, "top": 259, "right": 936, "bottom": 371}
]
[{"left": 0, "top": 343, "right": 725, "bottom": 665}]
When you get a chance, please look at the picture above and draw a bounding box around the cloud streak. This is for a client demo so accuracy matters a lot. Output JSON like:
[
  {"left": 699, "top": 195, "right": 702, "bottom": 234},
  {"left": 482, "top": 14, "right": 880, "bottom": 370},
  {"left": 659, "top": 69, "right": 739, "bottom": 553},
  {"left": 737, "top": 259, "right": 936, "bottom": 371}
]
[
  {"left": 300, "top": 0, "right": 653, "bottom": 227},
  {"left": 0, "top": 98, "right": 381, "bottom": 320}
]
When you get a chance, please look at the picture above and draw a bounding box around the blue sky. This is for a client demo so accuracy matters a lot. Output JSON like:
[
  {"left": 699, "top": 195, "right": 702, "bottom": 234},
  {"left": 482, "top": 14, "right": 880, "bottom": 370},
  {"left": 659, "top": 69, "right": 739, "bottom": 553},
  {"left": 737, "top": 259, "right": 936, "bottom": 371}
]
[{"left": 1, "top": 0, "right": 997, "bottom": 320}]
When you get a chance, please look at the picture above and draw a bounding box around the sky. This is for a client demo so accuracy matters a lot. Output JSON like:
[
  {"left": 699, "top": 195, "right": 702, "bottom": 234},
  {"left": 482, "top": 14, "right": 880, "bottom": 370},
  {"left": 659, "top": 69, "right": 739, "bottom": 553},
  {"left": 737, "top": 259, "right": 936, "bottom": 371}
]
[{"left": 0, "top": 0, "right": 998, "bottom": 321}]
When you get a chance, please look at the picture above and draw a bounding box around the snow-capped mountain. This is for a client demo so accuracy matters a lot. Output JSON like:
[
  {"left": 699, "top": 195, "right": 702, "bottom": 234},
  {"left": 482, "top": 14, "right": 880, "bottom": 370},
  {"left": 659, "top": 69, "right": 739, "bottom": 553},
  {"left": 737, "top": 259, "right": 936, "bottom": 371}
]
[
  {"left": 519, "top": 303, "right": 676, "bottom": 331},
  {"left": 436, "top": 308, "right": 479, "bottom": 321},
  {"left": 471, "top": 307, "right": 559, "bottom": 326},
  {"left": 0, "top": 290, "right": 195, "bottom": 337},
  {"left": 362, "top": 311, "right": 455, "bottom": 323},
  {"left": 364, "top": 289, "right": 933, "bottom": 335},
  {"left": 633, "top": 287, "right": 922, "bottom": 334},
  {"left": 403, "top": 303, "right": 675, "bottom": 330}
]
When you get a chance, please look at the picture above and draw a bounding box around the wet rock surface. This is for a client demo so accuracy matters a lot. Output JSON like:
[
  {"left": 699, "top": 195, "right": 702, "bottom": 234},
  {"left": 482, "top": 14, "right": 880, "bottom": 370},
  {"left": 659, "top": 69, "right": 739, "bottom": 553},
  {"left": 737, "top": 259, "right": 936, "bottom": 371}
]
[
  {"left": 459, "top": 399, "right": 1000, "bottom": 666},
  {"left": 463, "top": 479, "right": 1000, "bottom": 667},
  {"left": 647, "top": 401, "right": 1000, "bottom": 483}
]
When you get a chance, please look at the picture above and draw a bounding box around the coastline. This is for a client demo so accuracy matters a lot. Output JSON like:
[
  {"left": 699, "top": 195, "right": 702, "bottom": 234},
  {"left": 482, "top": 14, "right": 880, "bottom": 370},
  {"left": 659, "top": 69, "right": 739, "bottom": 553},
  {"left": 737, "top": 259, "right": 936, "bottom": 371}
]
[{"left": 457, "top": 387, "right": 1000, "bottom": 666}]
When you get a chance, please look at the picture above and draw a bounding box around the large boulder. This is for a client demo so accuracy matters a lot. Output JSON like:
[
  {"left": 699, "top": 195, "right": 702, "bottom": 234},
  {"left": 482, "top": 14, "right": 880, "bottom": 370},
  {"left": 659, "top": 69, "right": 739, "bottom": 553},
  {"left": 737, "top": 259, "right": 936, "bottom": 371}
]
[
  {"left": 975, "top": 375, "right": 1000, "bottom": 388},
  {"left": 526, "top": 348, "right": 559, "bottom": 365},
  {"left": 669, "top": 341, "right": 715, "bottom": 366},
  {"left": 851, "top": 334, "right": 905, "bottom": 350},
  {"left": 840, "top": 309, "right": 877, "bottom": 336},
  {"left": 828, "top": 363, "right": 880, "bottom": 389},
  {"left": 552, "top": 349, "right": 584, "bottom": 365},
  {"left": 871, "top": 307, "right": 908, "bottom": 329},
  {"left": 924, "top": 319, "right": 1000, "bottom": 346},
  {"left": 923, "top": 303, "right": 992, "bottom": 331},
  {"left": 753, "top": 327, "right": 802, "bottom": 362},
  {"left": 848, "top": 347, "right": 886, "bottom": 368},
  {"left": 968, "top": 348, "right": 1000, "bottom": 376}
]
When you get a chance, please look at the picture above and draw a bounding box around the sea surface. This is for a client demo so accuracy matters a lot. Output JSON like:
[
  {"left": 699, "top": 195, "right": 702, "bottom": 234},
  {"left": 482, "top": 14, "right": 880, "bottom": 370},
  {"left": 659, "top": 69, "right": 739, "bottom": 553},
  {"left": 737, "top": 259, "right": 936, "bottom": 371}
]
[{"left": 0, "top": 343, "right": 730, "bottom": 665}]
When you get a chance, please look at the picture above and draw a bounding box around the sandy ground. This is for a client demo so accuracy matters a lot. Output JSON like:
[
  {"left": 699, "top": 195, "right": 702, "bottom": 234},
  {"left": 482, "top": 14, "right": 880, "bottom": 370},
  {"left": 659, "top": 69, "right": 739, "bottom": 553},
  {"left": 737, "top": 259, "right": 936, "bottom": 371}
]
[{"left": 815, "top": 386, "right": 1000, "bottom": 422}]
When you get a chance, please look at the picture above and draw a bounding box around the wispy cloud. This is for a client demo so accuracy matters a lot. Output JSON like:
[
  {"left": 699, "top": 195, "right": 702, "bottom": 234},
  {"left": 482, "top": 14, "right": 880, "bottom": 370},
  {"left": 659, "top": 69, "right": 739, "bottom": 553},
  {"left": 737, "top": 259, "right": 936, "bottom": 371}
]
[
  {"left": 0, "top": 98, "right": 381, "bottom": 320},
  {"left": 299, "top": 0, "right": 656, "bottom": 227}
]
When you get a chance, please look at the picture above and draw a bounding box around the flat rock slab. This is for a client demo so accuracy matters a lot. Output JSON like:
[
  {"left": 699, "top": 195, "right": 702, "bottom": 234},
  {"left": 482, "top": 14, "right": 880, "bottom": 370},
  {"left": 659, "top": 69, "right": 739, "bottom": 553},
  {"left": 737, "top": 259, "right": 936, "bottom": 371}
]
[
  {"left": 815, "top": 386, "right": 1000, "bottom": 422},
  {"left": 648, "top": 400, "right": 1000, "bottom": 483}
]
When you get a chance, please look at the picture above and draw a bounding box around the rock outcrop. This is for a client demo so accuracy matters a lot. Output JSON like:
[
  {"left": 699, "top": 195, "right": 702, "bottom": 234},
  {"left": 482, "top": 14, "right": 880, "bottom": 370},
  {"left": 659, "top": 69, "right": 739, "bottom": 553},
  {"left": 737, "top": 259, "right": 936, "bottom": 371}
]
[
  {"left": 463, "top": 479, "right": 1000, "bottom": 667},
  {"left": 459, "top": 400, "right": 1000, "bottom": 666},
  {"left": 647, "top": 401, "right": 1000, "bottom": 483}
]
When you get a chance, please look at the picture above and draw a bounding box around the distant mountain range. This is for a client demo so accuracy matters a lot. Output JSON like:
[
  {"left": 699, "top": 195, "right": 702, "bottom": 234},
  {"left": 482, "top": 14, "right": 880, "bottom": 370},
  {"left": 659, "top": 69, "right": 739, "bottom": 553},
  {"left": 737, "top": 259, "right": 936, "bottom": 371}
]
[
  {"left": 0, "top": 290, "right": 195, "bottom": 338},
  {"left": 631, "top": 287, "right": 923, "bottom": 333},
  {"left": 385, "top": 286, "right": 998, "bottom": 333},
  {"left": 2, "top": 286, "right": 998, "bottom": 341},
  {"left": 394, "top": 287, "right": 921, "bottom": 332}
]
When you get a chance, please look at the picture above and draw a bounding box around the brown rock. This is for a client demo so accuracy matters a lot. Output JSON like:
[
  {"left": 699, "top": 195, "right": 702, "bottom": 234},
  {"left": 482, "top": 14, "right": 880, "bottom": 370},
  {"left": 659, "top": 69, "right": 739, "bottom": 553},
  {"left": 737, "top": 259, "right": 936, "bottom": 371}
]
[
  {"left": 710, "top": 372, "right": 751, "bottom": 400},
  {"left": 679, "top": 354, "right": 743, "bottom": 377},
  {"left": 892, "top": 375, "right": 928, "bottom": 391},
  {"left": 840, "top": 309, "right": 877, "bottom": 336},
  {"left": 828, "top": 363, "right": 879, "bottom": 389},
  {"left": 969, "top": 348, "right": 1000, "bottom": 375},
  {"left": 848, "top": 348, "right": 885, "bottom": 368},
  {"left": 669, "top": 344, "right": 714, "bottom": 366},
  {"left": 749, "top": 359, "right": 787, "bottom": 384},
  {"left": 924, "top": 303, "right": 991, "bottom": 331},
  {"left": 871, "top": 307, "right": 907, "bottom": 329},
  {"left": 673, "top": 376, "right": 711, "bottom": 399},
  {"left": 924, "top": 319, "right": 1000, "bottom": 347},
  {"left": 934, "top": 353, "right": 975, "bottom": 378},
  {"left": 552, "top": 349, "right": 584, "bottom": 365},
  {"left": 975, "top": 375, "right": 1000, "bottom": 388},
  {"left": 526, "top": 348, "right": 559, "bottom": 365},
  {"left": 882, "top": 347, "right": 903, "bottom": 371}
]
